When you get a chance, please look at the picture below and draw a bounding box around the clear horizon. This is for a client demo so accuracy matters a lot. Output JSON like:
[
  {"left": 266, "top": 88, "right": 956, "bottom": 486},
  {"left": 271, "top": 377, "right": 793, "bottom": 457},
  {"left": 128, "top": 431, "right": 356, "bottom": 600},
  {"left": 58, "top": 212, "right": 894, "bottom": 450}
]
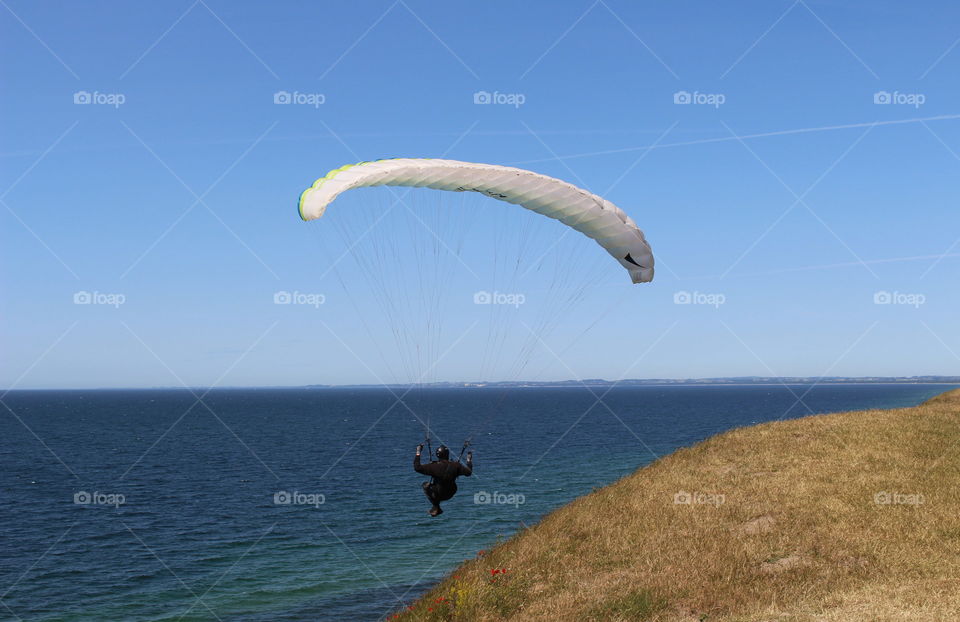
[{"left": 4, "top": 376, "right": 960, "bottom": 393}]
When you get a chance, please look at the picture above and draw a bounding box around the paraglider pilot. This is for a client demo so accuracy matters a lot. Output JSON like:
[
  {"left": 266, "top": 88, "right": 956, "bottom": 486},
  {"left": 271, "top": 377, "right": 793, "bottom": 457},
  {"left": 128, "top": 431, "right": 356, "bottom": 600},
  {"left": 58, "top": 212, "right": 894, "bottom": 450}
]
[{"left": 415, "top": 444, "right": 472, "bottom": 517}]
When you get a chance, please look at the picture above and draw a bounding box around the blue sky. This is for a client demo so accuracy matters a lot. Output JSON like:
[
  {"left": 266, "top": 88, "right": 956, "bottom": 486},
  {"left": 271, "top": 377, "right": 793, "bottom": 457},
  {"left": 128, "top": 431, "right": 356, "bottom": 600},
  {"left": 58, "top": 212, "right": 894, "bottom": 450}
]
[{"left": 2, "top": 0, "right": 958, "bottom": 388}]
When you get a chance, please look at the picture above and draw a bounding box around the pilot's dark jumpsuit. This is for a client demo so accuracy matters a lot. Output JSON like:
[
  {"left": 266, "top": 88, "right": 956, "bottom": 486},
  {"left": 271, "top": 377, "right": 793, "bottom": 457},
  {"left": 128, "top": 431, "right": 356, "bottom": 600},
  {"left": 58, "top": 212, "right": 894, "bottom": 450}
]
[{"left": 414, "top": 453, "right": 472, "bottom": 514}]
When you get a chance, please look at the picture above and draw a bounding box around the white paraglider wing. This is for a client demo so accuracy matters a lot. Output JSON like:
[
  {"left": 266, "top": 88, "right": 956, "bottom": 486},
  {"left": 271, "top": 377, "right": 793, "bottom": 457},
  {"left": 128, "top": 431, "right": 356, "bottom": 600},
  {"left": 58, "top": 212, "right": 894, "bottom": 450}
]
[{"left": 298, "top": 158, "right": 653, "bottom": 283}]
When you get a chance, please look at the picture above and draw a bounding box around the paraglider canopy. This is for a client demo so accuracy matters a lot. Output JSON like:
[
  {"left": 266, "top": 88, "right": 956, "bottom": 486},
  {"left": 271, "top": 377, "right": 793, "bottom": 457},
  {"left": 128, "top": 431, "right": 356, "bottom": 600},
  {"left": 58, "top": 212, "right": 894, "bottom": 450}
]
[{"left": 298, "top": 158, "right": 654, "bottom": 283}]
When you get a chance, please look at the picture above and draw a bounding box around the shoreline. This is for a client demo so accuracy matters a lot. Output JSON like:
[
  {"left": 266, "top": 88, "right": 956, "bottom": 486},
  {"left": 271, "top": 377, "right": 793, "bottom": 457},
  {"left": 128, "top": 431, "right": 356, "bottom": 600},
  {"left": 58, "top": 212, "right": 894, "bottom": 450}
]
[{"left": 398, "top": 387, "right": 960, "bottom": 621}]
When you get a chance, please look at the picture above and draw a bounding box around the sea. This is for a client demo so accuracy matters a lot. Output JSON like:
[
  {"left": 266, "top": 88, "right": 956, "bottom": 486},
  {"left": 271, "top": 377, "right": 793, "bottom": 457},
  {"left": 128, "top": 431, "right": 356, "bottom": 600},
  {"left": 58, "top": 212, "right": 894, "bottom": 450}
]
[{"left": 0, "top": 383, "right": 953, "bottom": 621}]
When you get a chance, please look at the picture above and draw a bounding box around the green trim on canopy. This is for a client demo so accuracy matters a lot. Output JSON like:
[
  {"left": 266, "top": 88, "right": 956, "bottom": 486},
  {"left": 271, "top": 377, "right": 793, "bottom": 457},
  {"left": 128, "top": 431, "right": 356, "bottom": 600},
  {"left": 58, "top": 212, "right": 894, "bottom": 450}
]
[{"left": 298, "top": 158, "right": 424, "bottom": 220}]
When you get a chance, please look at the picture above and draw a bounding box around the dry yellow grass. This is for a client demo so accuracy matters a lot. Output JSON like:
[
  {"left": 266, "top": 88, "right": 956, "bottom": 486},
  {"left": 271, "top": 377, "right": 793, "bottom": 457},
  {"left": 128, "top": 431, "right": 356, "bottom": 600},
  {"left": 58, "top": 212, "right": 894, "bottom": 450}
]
[{"left": 392, "top": 389, "right": 960, "bottom": 621}]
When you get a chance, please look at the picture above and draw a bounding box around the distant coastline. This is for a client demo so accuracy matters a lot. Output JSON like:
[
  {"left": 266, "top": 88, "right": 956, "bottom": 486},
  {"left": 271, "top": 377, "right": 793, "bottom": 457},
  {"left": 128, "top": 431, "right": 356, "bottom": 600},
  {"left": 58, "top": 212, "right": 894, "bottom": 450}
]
[
  {"left": 8, "top": 377, "right": 959, "bottom": 391},
  {"left": 305, "top": 376, "right": 960, "bottom": 389}
]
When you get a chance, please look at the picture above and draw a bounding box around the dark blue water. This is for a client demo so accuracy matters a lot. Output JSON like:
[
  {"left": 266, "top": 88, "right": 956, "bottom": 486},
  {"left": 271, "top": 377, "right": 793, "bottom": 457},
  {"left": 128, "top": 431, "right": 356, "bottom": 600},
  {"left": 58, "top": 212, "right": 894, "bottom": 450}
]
[{"left": 0, "top": 384, "right": 952, "bottom": 621}]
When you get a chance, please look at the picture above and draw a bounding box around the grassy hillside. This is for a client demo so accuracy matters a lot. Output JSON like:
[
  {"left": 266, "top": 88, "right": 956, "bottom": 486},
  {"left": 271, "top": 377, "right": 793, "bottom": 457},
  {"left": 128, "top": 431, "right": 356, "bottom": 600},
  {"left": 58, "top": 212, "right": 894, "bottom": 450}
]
[{"left": 392, "top": 389, "right": 960, "bottom": 621}]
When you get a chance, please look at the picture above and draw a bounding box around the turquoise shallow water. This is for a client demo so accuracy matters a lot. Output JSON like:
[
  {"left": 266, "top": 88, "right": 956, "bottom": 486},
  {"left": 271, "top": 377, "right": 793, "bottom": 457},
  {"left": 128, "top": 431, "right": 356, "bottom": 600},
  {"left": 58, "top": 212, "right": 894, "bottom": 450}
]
[{"left": 1, "top": 384, "right": 953, "bottom": 621}]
